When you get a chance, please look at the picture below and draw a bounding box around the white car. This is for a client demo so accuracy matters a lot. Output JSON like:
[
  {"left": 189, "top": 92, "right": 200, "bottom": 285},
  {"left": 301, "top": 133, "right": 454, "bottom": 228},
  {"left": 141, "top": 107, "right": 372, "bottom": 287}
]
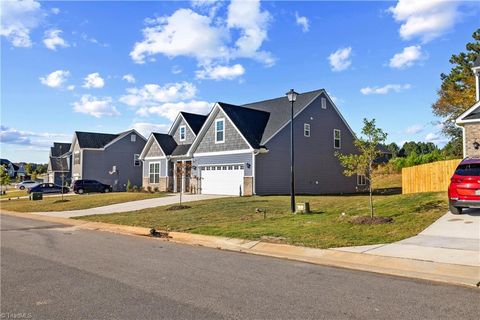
[{"left": 16, "top": 180, "right": 40, "bottom": 190}]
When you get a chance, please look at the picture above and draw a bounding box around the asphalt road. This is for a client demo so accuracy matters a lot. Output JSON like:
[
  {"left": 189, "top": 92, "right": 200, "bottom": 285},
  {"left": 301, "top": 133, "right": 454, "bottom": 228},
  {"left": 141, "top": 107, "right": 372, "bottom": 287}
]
[{"left": 1, "top": 215, "right": 479, "bottom": 320}]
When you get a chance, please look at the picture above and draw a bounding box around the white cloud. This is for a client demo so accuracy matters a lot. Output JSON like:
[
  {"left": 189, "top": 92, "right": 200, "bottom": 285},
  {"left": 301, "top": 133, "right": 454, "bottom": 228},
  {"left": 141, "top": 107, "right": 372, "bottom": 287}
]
[
  {"left": 0, "top": 125, "right": 69, "bottom": 147},
  {"left": 196, "top": 64, "right": 245, "bottom": 80},
  {"left": 328, "top": 47, "right": 352, "bottom": 72},
  {"left": 137, "top": 101, "right": 212, "bottom": 121},
  {"left": 389, "top": 0, "right": 461, "bottom": 42},
  {"left": 130, "top": 0, "right": 273, "bottom": 68},
  {"left": 405, "top": 124, "right": 424, "bottom": 134},
  {"left": 360, "top": 84, "right": 411, "bottom": 95},
  {"left": 67, "top": 85, "right": 75, "bottom": 91},
  {"left": 72, "top": 95, "right": 119, "bottom": 118},
  {"left": 389, "top": 45, "right": 426, "bottom": 69},
  {"left": 80, "top": 33, "right": 108, "bottom": 47},
  {"left": 119, "top": 82, "right": 198, "bottom": 107},
  {"left": 130, "top": 122, "right": 170, "bottom": 137},
  {"left": 171, "top": 65, "right": 183, "bottom": 74},
  {"left": 424, "top": 132, "right": 448, "bottom": 145},
  {"left": 43, "top": 29, "right": 69, "bottom": 51},
  {"left": 82, "top": 72, "right": 105, "bottom": 89},
  {"left": 39, "top": 70, "right": 70, "bottom": 88},
  {"left": 51, "top": 7, "right": 60, "bottom": 15},
  {"left": 295, "top": 12, "right": 309, "bottom": 32},
  {"left": 0, "top": 0, "right": 42, "bottom": 47},
  {"left": 122, "top": 74, "right": 136, "bottom": 83}
]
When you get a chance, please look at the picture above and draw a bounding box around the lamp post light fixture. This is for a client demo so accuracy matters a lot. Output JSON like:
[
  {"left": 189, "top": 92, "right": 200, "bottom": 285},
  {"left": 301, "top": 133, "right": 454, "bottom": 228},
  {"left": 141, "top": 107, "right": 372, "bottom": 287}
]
[{"left": 286, "top": 89, "right": 299, "bottom": 213}]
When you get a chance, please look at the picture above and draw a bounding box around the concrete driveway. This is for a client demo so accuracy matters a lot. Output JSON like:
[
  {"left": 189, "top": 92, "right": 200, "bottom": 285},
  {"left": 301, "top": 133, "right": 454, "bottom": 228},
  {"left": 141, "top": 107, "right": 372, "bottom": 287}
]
[
  {"left": 334, "top": 209, "right": 480, "bottom": 267},
  {"left": 26, "top": 194, "right": 229, "bottom": 218}
]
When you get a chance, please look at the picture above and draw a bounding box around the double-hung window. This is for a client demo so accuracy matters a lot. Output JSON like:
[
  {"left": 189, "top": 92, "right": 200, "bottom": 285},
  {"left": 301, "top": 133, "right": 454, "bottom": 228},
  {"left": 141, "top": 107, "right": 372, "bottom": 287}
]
[
  {"left": 215, "top": 119, "right": 225, "bottom": 143},
  {"left": 304, "top": 124, "right": 311, "bottom": 137},
  {"left": 334, "top": 129, "right": 341, "bottom": 149},
  {"left": 149, "top": 162, "right": 160, "bottom": 184},
  {"left": 357, "top": 174, "right": 367, "bottom": 186},
  {"left": 133, "top": 154, "right": 140, "bottom": 166},
  {"left": 321, "top": 97, "right": 327, "bottom": 109},
  {"left": 179, "top": 125, "right": 186, "bottom": 141}
]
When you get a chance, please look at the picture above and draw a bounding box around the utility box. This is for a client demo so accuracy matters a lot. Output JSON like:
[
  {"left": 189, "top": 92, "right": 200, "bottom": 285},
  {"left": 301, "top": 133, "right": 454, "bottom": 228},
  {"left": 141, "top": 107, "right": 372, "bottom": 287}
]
[
  {"left": 296, "top": 202, "right": 311, "bottom": 214},
  {"left": 30, "top": 192, "right": 43, "bottom": 201}
]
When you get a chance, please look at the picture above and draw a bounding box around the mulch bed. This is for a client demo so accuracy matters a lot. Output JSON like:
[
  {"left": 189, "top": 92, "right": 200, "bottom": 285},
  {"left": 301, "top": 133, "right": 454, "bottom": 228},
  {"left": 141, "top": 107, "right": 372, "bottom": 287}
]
[
  {"left": 350, "top": 216, "right": 394, "bottom": 225},
  {"left": 52, "top": 199, "right": 71, "bottom": 204},
  {"left": 166, "top": 205, "right": 191, "bottom": 211}
]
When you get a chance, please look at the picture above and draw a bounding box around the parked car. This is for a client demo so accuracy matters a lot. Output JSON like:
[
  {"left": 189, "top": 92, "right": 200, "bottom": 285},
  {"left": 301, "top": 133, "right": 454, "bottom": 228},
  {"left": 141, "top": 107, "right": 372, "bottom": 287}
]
[
  {"left": 73, "top": 180, "right": 112, "bottom": 194},
  {"left": 16, "top": 180, "right": 39, "bottom": 190},
  {"left": 28, "top": 183, "right": 70, "bottom": 194},
  {"left": 448, "top": 158, "right": 480, "bottom": 214}
]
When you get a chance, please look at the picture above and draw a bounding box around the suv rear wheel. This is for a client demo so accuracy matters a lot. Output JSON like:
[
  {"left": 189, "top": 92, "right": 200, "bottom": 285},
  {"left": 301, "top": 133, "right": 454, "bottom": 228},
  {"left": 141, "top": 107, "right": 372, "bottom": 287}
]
[
  {"left": 449, "top": 203, "right": 462, "bottom": 215},
  {"left": 77, "top": 188, "right": 84, "bottom": 194},
  {"left": 104, "top": 188, "right": 110, "bottom": 193}
]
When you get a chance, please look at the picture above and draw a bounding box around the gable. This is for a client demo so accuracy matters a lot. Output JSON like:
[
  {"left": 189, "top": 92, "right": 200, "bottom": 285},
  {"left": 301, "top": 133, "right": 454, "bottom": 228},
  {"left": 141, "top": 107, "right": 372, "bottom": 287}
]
[
  {"left": 194, "top": 108, "right": 250, "bottom": 154},
  {"left": 457, "top": 101, "right": 480, "bottom": 124},
  {"left": 173, "top": 118, "right": 195, "bottom": 145},
  {"left": 146, "top": 140, "right": 165, "bottom": 158}
]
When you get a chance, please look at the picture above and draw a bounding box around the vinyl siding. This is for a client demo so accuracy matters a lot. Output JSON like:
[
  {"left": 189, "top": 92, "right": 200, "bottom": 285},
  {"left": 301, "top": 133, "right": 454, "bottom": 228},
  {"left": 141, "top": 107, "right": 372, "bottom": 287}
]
[
  {"left": 195, "top": 109, "right": 250, "bottom": 153},
  {"left": 255, "top": 94, "right": 357, "bottom": 195},
  {"left": 81, "top": 132, "right": 146, "bottom": 190},
  {"left": 173, "top": 119, "right": 195, "bottom": 145},
  {"left": 143, "top": 159, "right": 168, "bottom": 177}
]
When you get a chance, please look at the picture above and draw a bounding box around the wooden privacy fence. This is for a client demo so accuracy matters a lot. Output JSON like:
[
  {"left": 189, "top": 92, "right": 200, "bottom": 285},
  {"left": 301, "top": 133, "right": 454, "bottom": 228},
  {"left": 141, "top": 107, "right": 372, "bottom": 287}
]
[{"left": 402, "top": 159, "right": 462, "bottom": 194}]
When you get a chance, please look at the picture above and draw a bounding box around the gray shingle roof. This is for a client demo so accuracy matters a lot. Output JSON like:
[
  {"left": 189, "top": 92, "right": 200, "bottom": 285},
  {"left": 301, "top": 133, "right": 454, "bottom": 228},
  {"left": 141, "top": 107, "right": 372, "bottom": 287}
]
[
  {"left": 241, "top": 89, "right": 324, "bottom": 144},
  {"left": 75, "top": 131, "right": 120, "bottom": 149},
  {"left": 180, "top": 112, "right": 208, "bottom": 134},
  {"left": 218, "top": 102, "right": 270, "bottom": 149},
  {"left": 51, "top": 142, "right": 71, "bottom": 157},
  {"left": 153, "top": 133, "right": 177, "bottom": 156},
  {"left": 171, "top": 144, "right": 192, "bottom": 157},
  {"left": 464, "top": 105, "right": 480, "bottom": 120}
]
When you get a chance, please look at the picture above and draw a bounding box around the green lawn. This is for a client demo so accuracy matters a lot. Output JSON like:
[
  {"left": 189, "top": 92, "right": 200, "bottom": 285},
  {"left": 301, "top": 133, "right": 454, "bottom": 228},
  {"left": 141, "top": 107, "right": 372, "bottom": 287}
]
[
  {"left": 0, "top": 189, "right": 28, "bottom": 199},
  {"left": 76, "top": 192, "right": 447, "bottom": 249},
  {"left": 1, "top": 192, "right": 166, "bottom": 212}
]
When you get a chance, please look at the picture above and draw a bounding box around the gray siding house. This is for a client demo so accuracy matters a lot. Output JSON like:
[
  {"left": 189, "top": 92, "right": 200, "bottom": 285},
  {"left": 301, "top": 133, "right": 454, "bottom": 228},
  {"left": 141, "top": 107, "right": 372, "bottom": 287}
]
[
  {"left": 70, "top": 130, "right": 146, "bottom": 190},
  {"left": 456, "top": 55, "right": 480, "bottom": 158},
  {"left": 140, "top": 89, "right": 359, "bottom": 196},
  {"left": 47, "top": 142, "right": 72, "bottom": 186}
]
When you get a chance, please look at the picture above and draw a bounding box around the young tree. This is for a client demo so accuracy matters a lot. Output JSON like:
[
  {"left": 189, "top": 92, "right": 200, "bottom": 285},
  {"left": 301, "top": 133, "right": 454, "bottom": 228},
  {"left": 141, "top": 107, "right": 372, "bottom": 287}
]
[
  {"left": 432, "top": 29, "right": 479, "bottom": 155},
  {"left": 0, "top": 165, "right": 11, "bottom": 195},
  {"left": 336, "top": 119, "right": 387, "bottom": 217},
  {"left": 175, "top": 162, "right": 191, "bottom": 206}
]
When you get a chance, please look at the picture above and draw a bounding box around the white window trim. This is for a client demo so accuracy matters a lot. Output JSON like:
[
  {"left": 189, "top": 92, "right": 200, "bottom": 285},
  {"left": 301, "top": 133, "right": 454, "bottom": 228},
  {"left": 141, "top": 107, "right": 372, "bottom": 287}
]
[
  {"left": 304, "top": 123, "right": 311, "bottom": 137},
  {"left": 149, "top": 161, "right": 161, "bottom": 184},
  {"left": 334, "top": 129, "right": 341, "bottom": 149},
  {"left": 133, "top": 154, "right": 141, "bottom": 166},
  {"left": 357, "top": 174, "right": 366, "bottom": 186},
  {"left": 179, "top": 125, "right": 186, "bottom": 142},
  {"left": 214, "top": 118, "right": 225, "bottom": 144},
  {"left": 321, "top": 97, "right": 327, "bottom": 109}
]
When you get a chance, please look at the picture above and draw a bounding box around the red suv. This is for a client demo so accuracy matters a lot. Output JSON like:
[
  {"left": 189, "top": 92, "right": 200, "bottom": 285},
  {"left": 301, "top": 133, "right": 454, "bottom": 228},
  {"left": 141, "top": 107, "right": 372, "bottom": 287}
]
[{"left": 448, "top": 158, "right": 480, "bottom": 214}]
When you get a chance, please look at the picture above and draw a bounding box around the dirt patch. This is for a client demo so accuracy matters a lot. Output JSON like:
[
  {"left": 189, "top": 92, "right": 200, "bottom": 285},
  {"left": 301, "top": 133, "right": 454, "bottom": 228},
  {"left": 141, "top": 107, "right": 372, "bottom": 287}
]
[
  {"left": 166, "top": 205, "right": 191, "bottom": 211},
  {"left": 261, "top": 235, "right": 287, "bottom": 243},
  {"left": 350, "top": 216, "right": 394, "bottom": 225}
]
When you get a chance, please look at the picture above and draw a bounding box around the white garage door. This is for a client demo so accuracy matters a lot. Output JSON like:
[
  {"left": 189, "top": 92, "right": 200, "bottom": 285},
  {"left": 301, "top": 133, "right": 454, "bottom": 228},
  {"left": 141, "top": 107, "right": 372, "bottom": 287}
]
[{"left": 201, "top": 164, "right": 244, "bottom": 196}]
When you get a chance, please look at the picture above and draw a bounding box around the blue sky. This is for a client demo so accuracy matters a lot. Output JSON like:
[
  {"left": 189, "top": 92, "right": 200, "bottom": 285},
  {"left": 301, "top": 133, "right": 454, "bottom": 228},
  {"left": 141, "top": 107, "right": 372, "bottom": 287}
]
[{"left": 1, "top": 0, "right": 479, "bottom": 163}]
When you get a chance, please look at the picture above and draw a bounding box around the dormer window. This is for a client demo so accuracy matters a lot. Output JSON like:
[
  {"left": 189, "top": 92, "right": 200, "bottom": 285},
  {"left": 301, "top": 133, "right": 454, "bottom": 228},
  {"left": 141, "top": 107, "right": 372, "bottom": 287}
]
[
  {"left": 179, "top": 125, "right": 186, "bottom": 141},
  {"left": 215, "top": 119, "right": 225, "bottom": 143}
]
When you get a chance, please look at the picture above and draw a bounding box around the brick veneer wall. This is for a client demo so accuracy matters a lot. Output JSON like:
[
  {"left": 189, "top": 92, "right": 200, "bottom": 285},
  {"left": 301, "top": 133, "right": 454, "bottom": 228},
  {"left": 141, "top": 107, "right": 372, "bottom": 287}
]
[{"left": 464, "top": 123, "right": 480, "bottom": 157}]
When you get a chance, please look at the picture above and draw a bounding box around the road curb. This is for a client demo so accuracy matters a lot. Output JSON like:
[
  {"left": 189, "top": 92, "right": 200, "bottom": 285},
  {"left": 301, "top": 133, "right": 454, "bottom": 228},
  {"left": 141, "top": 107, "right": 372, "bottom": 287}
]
[{"left": 2, "top": 210, "right": 479, "bottom": 288}]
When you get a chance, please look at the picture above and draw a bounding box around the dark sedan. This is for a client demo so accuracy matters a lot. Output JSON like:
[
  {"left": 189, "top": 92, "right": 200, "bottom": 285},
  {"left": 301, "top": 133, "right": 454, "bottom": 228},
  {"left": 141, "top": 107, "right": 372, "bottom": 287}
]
[{"left": 28, "top": 183, "right": 70, "bottom": 194}]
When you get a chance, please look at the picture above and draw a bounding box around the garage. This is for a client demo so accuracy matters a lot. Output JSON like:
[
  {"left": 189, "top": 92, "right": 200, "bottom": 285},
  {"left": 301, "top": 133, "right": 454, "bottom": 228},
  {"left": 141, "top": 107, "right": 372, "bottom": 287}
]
[{"left": 200, "top": 164, "right": 244, "bottom": 196}]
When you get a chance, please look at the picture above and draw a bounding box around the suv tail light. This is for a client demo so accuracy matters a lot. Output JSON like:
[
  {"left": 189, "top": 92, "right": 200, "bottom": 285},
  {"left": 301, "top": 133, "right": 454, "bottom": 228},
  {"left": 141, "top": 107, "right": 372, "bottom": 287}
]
[{"left": 451, "top": 177, "right": 463, "bottom": 183}]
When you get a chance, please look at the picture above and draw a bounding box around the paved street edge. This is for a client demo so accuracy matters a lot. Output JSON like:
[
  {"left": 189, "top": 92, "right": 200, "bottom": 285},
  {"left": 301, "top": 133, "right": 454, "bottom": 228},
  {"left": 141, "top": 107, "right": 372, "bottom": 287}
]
[{"left": 2, "top": 210, "right": 479, "bottom": 288}]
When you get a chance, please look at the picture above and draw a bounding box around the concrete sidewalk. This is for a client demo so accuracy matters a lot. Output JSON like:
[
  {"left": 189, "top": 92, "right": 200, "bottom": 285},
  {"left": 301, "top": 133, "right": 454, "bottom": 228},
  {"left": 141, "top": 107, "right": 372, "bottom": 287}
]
[
  {"left": 25, "top": 194, "right": 228, "bottom": 218},
  {"left": 1, "top": 210, "right": 479, "bottom": 287},
  {"left": 333, "top": 210, "right": 480, "bottom": 268}
]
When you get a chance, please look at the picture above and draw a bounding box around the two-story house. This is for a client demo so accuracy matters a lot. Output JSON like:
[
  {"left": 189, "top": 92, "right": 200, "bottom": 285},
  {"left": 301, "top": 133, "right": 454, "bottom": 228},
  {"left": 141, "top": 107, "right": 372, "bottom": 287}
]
[
  {"left": 70, "top": 129, "right": 146, "bottom": 190},
  {"left": 47, "top": 142, "right": 72, "bottom": 186},
  {"left": 456, "top": 55, "right": 480, "bottom": 157},
  {"left": 139, "top": 89, "right": 358, "bottom": 196}
]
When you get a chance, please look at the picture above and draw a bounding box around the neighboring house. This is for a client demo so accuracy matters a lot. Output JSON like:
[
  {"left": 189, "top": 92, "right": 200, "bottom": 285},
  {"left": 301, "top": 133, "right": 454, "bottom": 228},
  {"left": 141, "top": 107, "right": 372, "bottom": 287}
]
[
  {"left": 13, "top": 163, "right": 26, "bottom": 179},
  {"left": 456, "top": 55, "right": 480, "bottom": 158},
  {"left": 0, "top": 159, "right": 16, "bottom": 178},
  {"left": 140, "top": 89, "right": 358, "bottom": 196},
  {"left": 70, "top": 129, "right": 146, "bottom": 190},
  {"left": 47, "top": 142, "right": 72, "bottom": 186}
]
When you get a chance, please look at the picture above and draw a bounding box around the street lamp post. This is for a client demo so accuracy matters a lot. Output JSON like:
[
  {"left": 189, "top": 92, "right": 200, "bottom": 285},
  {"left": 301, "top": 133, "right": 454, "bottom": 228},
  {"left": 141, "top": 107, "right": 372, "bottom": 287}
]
[{"left": 286, "top": 89, "right": 298, "bottom": 213}]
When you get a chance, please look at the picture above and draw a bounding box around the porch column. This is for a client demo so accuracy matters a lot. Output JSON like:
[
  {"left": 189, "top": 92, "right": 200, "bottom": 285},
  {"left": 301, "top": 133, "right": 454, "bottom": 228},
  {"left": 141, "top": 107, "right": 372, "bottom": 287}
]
[{"left": 181, "top": 160, "right": 186, "bottom": 193}]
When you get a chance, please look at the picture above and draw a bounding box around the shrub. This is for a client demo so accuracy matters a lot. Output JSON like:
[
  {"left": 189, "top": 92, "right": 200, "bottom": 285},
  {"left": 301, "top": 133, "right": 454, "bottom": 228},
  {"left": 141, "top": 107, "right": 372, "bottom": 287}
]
[
  {"left": 132, "top": 185, "right": 139, "bottom": 192},
  {"left": 153, "top": 186, "right": 159, "bottom": 193},
  {"left": 126, "top": 180, "right": 133, "bottom": 192},
  {"left": 146, "top": 186, "right": 152, "bottom": 193}
]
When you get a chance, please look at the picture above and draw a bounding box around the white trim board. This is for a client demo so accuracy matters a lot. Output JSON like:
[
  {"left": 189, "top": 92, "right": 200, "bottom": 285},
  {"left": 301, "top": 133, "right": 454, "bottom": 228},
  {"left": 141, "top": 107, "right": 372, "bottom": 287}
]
[
  {"left": 193, "top": 149, "right": 253, "bottom": 157},
  {"left": 456, "top": 101, "right": 480, "bottom": 124}
]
